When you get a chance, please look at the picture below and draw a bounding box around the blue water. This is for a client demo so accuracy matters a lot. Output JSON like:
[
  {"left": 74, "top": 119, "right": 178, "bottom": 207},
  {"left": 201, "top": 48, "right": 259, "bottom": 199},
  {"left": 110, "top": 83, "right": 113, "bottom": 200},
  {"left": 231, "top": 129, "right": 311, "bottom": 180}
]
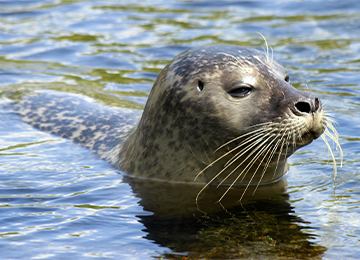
[{"left": 0, "top": 0, "right": 359, "bottom": 259}]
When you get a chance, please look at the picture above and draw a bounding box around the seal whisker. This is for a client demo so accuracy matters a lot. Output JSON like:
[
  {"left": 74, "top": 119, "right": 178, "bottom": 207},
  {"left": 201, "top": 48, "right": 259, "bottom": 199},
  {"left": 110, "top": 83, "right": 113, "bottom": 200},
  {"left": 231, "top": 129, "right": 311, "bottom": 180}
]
[
  {"left": 218, "top": 52, "right": 246, "bottom": 70},
  {"left": 321, "top": 113, "right": 343, "bottom": 174},
  {"left": 219, "top": 133, "right": 279, "bottom": 202},
  {"left": 267, "top": 126, "right": 291, "bottom": 180},
  {"left": 223, "top": 125, "right": 286, "bottom": 169},
  {"left": 196, "top": 130, "right": 274, "bottom": 203},
  {"left": 195, "top": 125, "right": 276, "bottom": 181},
  {"left": 323, "top": 127, "right": 343, "bottom": 166},
  {"left": 282, "top": 129, "right": 291, "bottom": 155},
  {"left": 321, "top": 133, "right": 338, "bottom": 179},
  {"left": 292, "top": 125, "right": 297, "bottom": 152},
  {"left": 326, "top": 120, "right": 340, "bottom": 140},
  {"left": 257, "top": 32, "right": 271, "bottom": 63},
  {"left": 215, "top": 122, "right": 278, "bottom": 152},
  {"left": 240, "top": 133, "right": 281, "bottom": 185},
  {"left": 223, "top": 128, "right": 277, "bottom": 167},
  {"left": 218, "top": 126, "right": 283, "bottom": 188},
  {"left": 201, "top": 137, "right": 213, "bottom": 163},
  {"left": 185, "top": 140, "right": 210, "bottom": 165},
  {"left": 270, "top": 137, "right": 288, "bottom": 181},
  {"left": 217, "top": 134, "right": 274, "bottom": 187},
  {"left": 225, "top": 60, "right": 246, "bottom": 70},
  {"left": 220, "top": 122, "right": 296, "bottom": 200},
  {"left": 245, "top": 136, "right": 282, "bottom": 199},
  {"left": 194, "top": 136, "right": 262, "bottom": 181},
  {"left": 296, "top": 122, "right": 306, "bottom": 143},
  {"left": 209, "top": 132, "right": 270, "bottom": 187},
  {"left": 215, "top": 129, "right": 265, "bottom": 154},
  {"left": 324, "top": 111, "right": 335, "bottom": 117}
]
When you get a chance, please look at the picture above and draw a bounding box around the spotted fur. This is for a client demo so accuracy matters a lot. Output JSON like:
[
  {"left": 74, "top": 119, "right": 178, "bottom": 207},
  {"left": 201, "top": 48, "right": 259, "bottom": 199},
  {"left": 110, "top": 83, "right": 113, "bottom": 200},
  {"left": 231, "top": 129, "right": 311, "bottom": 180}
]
[
  {"left": 9, "top": 45, "right": 339, "bottom": 193},
  {"left": 119, "top": 44, "right": 331, "bottom": 185},
  {"left": 11, "top": 91, "right": 141, "bottom": 164}
]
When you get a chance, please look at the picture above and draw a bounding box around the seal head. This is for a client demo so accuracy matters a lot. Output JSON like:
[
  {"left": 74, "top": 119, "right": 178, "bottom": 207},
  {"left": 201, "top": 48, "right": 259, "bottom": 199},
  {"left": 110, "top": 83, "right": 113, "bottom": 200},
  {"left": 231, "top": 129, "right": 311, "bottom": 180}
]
[{"left": 119, "top": 44, "right": 326, "bottom": 186}]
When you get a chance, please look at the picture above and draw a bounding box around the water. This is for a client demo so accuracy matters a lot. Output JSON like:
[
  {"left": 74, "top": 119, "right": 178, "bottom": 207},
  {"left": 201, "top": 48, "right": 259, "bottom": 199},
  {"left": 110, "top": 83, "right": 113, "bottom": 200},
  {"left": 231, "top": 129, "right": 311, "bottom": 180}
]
[{"left": 0, "top": 0, "right": 359, "bottom": 259}]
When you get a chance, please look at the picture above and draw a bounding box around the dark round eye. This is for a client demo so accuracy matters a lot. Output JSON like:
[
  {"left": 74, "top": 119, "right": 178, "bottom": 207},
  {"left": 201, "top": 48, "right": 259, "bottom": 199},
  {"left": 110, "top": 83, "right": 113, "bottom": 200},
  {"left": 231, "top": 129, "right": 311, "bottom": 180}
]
[
  {"left": 285, "top": 75, "right": 290, "bottom": 83},
  {"left": 197, "top": 80, "right": 204, "bottom": 91},
  {"left": 228, "top": 85, "right": 252, "bottom": 98}
]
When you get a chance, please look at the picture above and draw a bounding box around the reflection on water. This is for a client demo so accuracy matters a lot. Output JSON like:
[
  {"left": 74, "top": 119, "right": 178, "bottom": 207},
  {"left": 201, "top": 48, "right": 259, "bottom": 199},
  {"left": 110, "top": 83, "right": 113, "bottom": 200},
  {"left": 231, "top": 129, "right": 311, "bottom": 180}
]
[
  {"left": 129, "top": 176, "right": 326, "bottom": 258},
  {"left": 125, "top": 175, "right": 288, "bottom": 217},
  {"left": 139, "top": 199, "right": 326, "bottom": 259},
  {"left": 0, "top": 0, "right": 359, "bottom": 259}
]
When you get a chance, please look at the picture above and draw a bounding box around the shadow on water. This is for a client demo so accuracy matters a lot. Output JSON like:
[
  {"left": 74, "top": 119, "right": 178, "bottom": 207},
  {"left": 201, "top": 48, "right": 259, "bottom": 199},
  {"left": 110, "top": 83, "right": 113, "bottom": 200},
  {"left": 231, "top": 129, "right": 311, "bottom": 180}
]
[{"left": 125, "top": 176, "right": 327, "bottom": 259}]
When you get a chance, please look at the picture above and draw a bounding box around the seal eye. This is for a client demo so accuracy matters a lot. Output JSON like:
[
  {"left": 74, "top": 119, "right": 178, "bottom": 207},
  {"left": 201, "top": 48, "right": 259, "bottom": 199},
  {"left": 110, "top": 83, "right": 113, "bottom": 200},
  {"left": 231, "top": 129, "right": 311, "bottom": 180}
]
[{"left": 228, "top": 85, "right": 252, "bottom": 98}]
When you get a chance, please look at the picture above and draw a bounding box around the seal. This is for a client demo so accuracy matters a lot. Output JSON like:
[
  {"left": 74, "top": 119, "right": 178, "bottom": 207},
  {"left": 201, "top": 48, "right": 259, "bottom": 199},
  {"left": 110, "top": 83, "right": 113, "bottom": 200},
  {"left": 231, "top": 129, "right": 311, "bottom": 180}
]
[{"left": 10, "top": 44, "right": 340, "bottom": 202}]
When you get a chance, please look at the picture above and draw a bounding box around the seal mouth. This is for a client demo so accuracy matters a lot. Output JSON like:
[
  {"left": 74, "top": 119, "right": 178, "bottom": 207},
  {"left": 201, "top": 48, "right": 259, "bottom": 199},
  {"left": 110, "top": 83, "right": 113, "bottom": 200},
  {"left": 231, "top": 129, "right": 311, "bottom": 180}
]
[
  {"left": 298, "top": 132, "right": 315, "bottom": 146},
  {"left": 296, "top": 120, "right": 326, "bottom": 147},
  {"left": 298, "top": 128, "right": 324, "bottom": 146}
]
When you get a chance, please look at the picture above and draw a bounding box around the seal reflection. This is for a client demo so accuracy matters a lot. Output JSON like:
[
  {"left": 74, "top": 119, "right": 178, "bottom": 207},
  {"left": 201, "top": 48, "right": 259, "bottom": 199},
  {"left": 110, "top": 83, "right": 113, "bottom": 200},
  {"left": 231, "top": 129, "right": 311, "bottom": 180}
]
[{"left": 126, "top": 175, "right": 326, "bottom": 259}]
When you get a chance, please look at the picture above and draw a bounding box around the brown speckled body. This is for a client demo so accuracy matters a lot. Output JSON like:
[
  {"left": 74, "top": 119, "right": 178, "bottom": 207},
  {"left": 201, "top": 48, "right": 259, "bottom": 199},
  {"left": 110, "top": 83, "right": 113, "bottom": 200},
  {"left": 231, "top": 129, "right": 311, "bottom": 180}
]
[{"left": 10, "top": 44, "right": 326, "bottom": 186}]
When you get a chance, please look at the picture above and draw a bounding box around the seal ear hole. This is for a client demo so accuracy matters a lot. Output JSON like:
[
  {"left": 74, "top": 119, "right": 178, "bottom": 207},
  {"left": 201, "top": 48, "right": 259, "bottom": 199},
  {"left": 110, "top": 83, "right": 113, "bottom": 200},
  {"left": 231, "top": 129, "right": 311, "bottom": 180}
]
[
  {"left": 197, "top": 80, "right": 204, "bottom": 91},
  {"left": 285, "top": 75, "right": 290, "bottom": 83}
]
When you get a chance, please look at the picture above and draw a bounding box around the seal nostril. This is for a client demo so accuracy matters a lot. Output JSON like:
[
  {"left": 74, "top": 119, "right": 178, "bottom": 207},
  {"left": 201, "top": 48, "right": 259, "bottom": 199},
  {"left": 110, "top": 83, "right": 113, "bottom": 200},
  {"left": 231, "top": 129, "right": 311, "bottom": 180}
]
[{"left": 295, "top": 101, "right": 311, "bottom": 114}]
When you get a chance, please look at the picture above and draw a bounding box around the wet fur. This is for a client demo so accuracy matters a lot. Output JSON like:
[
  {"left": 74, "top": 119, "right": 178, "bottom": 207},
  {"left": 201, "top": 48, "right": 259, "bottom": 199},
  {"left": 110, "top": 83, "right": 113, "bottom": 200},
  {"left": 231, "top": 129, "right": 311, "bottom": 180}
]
[{"left": 9, "top": 44, "right": 342, "bottom": 202}]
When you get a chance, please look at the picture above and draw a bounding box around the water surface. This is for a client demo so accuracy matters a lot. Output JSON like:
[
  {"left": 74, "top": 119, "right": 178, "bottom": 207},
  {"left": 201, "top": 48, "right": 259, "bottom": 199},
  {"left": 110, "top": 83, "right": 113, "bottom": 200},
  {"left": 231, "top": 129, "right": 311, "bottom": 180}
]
[{"left": 0, "top": 0, "right": 359, "bottom": 259}]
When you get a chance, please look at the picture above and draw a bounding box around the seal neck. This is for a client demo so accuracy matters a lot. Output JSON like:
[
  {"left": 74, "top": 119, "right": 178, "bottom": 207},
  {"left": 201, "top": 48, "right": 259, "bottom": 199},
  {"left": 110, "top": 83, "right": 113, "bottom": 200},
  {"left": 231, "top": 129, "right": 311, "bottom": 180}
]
[{"left": 118, "top": 125, "right": 289, "bottom": 185}]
